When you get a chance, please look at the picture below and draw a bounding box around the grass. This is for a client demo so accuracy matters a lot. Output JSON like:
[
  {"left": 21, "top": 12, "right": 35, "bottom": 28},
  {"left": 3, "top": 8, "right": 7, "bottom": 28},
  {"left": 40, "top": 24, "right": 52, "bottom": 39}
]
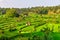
[{"left": 0, "top": 13, "right": 60, "bottom": 40}]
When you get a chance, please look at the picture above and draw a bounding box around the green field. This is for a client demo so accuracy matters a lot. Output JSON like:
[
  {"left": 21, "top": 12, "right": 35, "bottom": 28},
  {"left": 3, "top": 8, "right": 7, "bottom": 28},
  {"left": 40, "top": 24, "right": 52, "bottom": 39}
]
[{"left": 0, "top": 6, "right": 60, "bottom": 40}]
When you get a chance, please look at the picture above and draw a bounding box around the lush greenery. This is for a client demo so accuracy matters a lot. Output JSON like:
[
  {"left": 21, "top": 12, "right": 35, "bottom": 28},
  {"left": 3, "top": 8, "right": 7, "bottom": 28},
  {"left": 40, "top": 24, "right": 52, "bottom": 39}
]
[{"left": 0, "top": 5, "right": 60, "bottom": 40}]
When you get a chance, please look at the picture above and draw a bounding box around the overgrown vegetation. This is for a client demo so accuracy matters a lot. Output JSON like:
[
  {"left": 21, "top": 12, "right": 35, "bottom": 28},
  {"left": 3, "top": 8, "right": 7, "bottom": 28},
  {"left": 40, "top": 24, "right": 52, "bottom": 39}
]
[{"left": 0, "top": 5, "right": 60, "bottom": 40}]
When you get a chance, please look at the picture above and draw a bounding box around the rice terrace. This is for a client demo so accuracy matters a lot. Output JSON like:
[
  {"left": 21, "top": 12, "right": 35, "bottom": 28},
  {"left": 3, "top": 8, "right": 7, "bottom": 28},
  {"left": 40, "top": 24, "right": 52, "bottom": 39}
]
[{"left": 0, "top": 5, "right": 60, "bottom": 40}]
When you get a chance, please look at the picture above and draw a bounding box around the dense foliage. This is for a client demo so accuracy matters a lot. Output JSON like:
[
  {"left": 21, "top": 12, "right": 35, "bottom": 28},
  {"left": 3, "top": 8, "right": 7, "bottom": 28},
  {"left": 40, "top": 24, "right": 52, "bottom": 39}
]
[{"left": 0, "top": 5, "right": 60, "bottom": 40}]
